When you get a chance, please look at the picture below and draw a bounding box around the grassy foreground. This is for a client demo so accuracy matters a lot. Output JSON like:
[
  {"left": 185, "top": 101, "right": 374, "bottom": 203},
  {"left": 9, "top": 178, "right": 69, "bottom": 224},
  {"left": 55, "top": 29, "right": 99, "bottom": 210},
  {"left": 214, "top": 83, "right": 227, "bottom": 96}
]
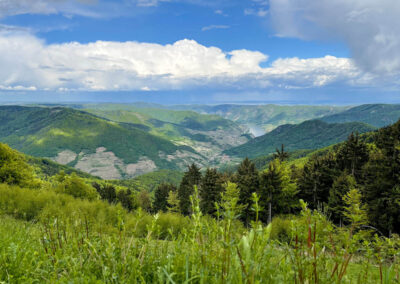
[{"left": 0, "top": 184, "right": 399, "bottom": 283}]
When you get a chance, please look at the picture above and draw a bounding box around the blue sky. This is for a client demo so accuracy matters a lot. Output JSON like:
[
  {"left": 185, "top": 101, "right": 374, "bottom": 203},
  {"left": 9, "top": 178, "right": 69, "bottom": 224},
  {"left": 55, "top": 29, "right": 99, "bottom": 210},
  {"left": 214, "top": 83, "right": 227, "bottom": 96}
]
[{"left": 0, "top": 0, "right": 399, "bottom": 104}]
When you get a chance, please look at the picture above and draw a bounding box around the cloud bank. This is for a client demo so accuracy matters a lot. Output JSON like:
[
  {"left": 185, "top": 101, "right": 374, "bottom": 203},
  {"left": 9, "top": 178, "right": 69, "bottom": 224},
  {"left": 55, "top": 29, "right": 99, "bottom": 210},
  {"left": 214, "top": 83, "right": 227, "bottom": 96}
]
[
  {"left": 269, "top": 0, "right": 400, "bottom": 75},
  {"left": 0, "top": 31, "right": 388, "bottom": 92}
]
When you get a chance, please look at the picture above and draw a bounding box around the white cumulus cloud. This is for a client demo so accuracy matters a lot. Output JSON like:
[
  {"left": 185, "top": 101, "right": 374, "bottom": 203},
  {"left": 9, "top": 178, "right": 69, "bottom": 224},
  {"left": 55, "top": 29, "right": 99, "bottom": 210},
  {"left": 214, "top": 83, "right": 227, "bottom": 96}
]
[{"left": 0, "top": 31, "right": 387, "bottom": 92}]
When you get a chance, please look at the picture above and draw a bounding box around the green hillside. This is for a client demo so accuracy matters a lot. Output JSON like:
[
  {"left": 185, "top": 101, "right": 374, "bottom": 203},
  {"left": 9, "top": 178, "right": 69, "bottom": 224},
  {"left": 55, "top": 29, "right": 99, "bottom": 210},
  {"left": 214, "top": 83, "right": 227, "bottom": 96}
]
[
  {"left": 83, "top": 107, "right": 250, "bottom": 142},
  {"left": 0, "top": 106, "right": 201, "bottom": 179},
  {"left": 81, "top": 103, "right": 239, "bottom": 130},
  {"left": 321, "top": 103, "right": 400, "bottom": 127},
  {"left": 170, "top": 104, "right": 349, "bottom": 133},
  {"left": 224, "top": 120, "right": 376, "bottom": 158},
  {"left": 77, "top": 104, "right": 252, "bottom": 167}
]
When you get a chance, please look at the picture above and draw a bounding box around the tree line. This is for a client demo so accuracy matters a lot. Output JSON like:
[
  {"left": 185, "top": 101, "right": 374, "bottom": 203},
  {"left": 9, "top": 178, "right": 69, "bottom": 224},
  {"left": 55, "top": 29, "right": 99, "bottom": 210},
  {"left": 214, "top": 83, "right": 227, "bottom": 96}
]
[{"left": 151, "top": 120, "right": 400, "bottom": 236}]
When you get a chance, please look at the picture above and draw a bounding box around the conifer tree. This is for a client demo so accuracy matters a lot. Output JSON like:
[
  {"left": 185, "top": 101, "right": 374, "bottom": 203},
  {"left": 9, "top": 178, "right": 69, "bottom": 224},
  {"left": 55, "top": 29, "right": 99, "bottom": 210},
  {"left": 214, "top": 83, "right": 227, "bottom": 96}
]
[
  {"left": 233, "top": 158, "right": 259, "bottom": 224},
  {"left": 259, "top": 159, "right": 297, "bottom": 224},
  {"left": 343, "top": 187, "right": 368, "bottom": 235},
  {"left": 200, "top": 168, "right": 223, "bottom": 215},
  {"left": 336, "top": 132, "right": 369, "bottom": 179},
  {"left": 273, "top": 144, "right": 290, "bottom": 161},
  {"left": 327, "top": 174, "right": 356, "bottom": 225},
  {"left": 154, "top": 183, "right": 177, "bottom": 213},
  {"left": 298, "top": 153, "right": 339, "bottom": 210},
  {"left": 362, "top": 149, "right": 400, "bottom": 235},
  {"left": 178, "top": 163, "right": 202, "bottom": 215}
]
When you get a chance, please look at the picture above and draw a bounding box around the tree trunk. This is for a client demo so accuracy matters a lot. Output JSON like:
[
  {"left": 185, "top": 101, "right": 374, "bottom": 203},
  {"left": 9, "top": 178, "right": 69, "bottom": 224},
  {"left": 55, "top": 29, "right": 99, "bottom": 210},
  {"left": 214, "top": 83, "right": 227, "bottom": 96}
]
[
  {"left": 313, "top": 181, "right": 317, "bottom": 208},
  {"left": 268, "top": 202, "right": 272, "bottom": 224}
]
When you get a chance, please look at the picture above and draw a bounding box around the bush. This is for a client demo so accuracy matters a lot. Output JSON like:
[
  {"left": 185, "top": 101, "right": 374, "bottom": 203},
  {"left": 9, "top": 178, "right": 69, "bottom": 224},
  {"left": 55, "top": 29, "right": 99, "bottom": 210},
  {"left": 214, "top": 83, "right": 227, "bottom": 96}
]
[
  {"left": 270, "top": 216, "right": 293, "bottom": 243},
  {"left": 55, "top": 172, "right": 98, "bottom": 200},
  {"left": 0, "top": 143, "right": 40, "bottom": 188}
]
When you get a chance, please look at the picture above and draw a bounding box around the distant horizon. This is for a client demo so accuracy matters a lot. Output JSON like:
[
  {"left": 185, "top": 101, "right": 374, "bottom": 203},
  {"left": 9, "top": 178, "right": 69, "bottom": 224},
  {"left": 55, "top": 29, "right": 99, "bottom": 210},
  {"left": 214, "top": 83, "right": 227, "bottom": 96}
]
[{"left": 0, "top": 90, "right": 399, "bottom": 106}]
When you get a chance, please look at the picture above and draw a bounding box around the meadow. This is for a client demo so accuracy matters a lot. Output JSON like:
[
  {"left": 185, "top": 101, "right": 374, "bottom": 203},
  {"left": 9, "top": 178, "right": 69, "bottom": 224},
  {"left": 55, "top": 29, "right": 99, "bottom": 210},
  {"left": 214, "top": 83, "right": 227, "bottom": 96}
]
[{"left": 0, "top": 183, "right": 399, "bottom": 283}]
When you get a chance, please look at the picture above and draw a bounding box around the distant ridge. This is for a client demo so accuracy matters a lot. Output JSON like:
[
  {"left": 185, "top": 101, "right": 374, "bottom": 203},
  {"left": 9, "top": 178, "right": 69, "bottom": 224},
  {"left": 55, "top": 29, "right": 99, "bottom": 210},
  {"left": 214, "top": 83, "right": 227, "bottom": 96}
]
[
  {"left": 320, "top": 104, "right": 400, "bottom": 127},
  {"left": 224, "top": 120, "right": 376, "bottom": 158}
]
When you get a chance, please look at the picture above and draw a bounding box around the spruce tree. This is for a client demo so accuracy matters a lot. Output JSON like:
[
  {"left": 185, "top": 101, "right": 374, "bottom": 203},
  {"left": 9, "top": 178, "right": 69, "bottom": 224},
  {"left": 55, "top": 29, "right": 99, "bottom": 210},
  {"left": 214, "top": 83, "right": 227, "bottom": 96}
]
[
  {"left": 336, "top": 132, "right": 369, "bottom": 180},
  {"left": 298, "top": 153, "right": 339, "bottom": 210},
  {"left": 200, "top": 168, "right": 223, "bottom": 215},
  {"left": 362, "top": 149, "right": 400, "bottom": 235},
  {"left": 259, "top": 159, "right": 297, "bottom": 224},
  {"left": 154, "top": 183, "right": 177, "bottom": 213},
  {"left": 259, "top": 160, "right": 282, "bottom": 224},
  {"left": 327, "top": 174, "right": 356, "bottom": 225},
  {"left": 233, "top": 158, "right": 259, "bottom": 224},
  {"left": 273, "top": 144, "right": 290, "bottom": 161},
  {"left": 178, "top": 163, "right": 202, "bottom": 215}
]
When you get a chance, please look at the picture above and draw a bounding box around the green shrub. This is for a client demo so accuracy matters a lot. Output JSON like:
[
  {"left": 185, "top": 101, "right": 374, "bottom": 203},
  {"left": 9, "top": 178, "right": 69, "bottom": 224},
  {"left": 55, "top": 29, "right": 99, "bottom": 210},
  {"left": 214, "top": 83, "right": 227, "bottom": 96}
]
[
  {"left": 0, "top": 143, "right": 40, "bottom": 188},
  {"left": 270, "top": 216, "right": 293, "bottom": 243},
  {"left": 54, "top": 172, "right": 98, "bottom": 200}
]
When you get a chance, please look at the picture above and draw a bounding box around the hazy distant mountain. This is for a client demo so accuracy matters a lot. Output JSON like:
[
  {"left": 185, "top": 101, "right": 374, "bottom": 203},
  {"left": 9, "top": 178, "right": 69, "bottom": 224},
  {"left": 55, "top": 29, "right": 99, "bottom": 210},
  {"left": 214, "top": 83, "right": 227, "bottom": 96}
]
[
  {"left": 169, "top": 104, "right": 349, "bottom": 135},
  {"left": 320, "top": 104, "right": 400, "bottom": 127}
]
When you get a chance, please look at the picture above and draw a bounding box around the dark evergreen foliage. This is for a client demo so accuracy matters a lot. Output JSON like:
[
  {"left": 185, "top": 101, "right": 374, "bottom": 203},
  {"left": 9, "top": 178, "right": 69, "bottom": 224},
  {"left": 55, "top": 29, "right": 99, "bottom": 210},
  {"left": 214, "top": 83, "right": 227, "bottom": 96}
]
[
  {"left": 358, "top": 121, "right": 400, "bottom": 235},
  {"left": 154, "top": 183, "right": 177, "bottom": 213},
  {"left": 327, "top": 174, "right": 355, "bottom": 225},
  {"left": 233, "top": 158, "right": 259, "bottom": 224},
  {"left": 178, "top": 163, "right": 202, "bottom": 215},
  {"left": 273, "top": 144, "right": 289, "bottom": 161},
  {"left": 200, "top": 168, "right": 223, "bottom": 215},
  {"left": 259, "top": 162, "right": 283, "bottom": 224},
  {"left": 93, "top": 182, "right": 117, "bottom": 204},
  {"left": 298, "top": 153, "right": 339, "bottom": 210},
  {"left": 336, "top": 132, "right": 369, "bottom": 179}
]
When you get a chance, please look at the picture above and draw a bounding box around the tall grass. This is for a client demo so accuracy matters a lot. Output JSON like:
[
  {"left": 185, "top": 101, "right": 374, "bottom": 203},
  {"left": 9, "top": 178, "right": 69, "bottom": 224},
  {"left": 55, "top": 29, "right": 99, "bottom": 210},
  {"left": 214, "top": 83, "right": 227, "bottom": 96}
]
[{"left": 0, "top": 184, "right": 399, "bottom": 283}]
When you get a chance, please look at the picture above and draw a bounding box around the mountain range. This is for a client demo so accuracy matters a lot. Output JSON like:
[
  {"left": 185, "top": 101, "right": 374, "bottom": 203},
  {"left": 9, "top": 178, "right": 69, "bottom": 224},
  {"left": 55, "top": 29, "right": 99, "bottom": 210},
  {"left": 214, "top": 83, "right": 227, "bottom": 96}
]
[{"left": 0, "top": 103, "right": 399, "bottom": 179}]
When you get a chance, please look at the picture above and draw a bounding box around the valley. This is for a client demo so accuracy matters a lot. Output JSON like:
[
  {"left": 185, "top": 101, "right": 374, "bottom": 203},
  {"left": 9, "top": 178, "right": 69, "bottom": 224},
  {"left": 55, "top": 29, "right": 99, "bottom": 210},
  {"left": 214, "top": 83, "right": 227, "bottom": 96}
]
[{"left": 0, "top": 103, "right": 397, "bottom": 179}]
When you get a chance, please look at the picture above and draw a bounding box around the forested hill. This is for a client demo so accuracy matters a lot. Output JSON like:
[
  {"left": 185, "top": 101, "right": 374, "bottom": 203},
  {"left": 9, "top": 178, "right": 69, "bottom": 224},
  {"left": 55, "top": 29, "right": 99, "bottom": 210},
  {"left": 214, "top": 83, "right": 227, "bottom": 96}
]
[
  {"left": 169, "top": 104, "right": 349, "bottom": 133},
  {"left": 224, "top": 119, "right": 376, "bottom": 158},
  {"left": 320, "top": 104, "right": 400, "bottom": 127},
  {"left": 80, "top": 104, "right": 252, "bottom": 159},
  {"left": 0, "top": 106, "right": 204, "bottom": 179}
]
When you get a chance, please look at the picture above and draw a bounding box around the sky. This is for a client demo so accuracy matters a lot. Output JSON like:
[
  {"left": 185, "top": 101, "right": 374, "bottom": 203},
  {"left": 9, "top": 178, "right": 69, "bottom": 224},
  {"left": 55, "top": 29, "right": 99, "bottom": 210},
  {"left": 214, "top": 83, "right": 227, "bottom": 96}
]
[{"left": 0, "top": 0, "right": 399, "bottom": 105}]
